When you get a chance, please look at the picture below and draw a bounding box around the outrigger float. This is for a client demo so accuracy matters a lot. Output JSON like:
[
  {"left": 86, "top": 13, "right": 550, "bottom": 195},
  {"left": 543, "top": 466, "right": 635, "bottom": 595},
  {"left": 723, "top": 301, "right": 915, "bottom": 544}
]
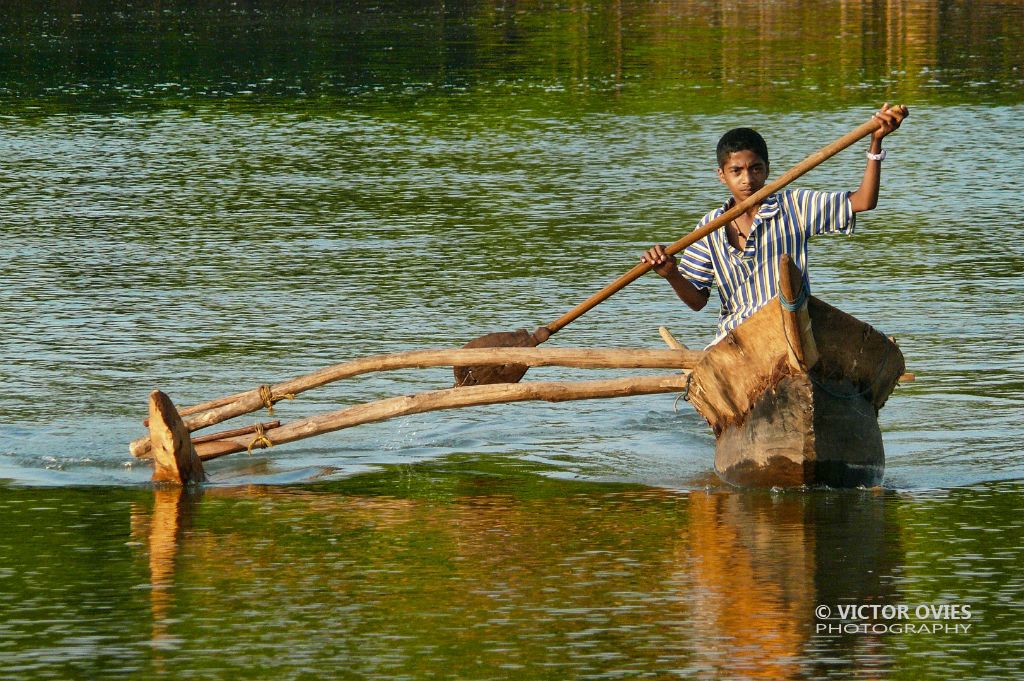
[{"left": 131, "top": 108, "right": 911, "bottom": 488}]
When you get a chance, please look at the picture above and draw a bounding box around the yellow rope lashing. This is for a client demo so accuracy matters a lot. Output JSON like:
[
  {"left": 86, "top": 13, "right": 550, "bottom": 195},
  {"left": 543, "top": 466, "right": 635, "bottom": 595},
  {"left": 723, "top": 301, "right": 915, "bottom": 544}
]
[
  {"left": 247, "top": 421, "right": 274, "bottom": 455},
  {"left": 259, "top": 384, "right": 295, "bottom": 416}
]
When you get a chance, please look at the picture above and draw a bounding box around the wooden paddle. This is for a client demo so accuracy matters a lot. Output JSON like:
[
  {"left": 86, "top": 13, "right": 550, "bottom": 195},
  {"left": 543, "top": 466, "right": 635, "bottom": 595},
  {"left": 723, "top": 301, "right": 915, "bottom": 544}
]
[{"left": 454, "top": 105, "right": 908, "bottom": 386}]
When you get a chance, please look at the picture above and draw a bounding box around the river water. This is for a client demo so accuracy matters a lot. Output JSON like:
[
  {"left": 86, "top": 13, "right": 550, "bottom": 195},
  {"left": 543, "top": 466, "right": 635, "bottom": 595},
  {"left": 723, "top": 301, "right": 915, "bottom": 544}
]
[{"left": 1, "top": 1, "right": 1022, "bottom": 678}]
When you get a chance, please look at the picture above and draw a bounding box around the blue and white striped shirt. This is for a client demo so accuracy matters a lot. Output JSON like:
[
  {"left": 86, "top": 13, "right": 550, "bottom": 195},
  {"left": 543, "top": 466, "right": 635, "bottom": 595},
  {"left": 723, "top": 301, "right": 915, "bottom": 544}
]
[{"left": 677, "top": 189, "right": 855, "bottom": 343}]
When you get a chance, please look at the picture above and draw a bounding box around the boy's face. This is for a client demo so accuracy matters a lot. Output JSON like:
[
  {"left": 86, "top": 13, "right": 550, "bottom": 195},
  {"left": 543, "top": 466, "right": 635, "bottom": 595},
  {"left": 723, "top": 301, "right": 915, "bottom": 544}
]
[{"left": 717, "top": 150, "right": 769, "bottom": 202}]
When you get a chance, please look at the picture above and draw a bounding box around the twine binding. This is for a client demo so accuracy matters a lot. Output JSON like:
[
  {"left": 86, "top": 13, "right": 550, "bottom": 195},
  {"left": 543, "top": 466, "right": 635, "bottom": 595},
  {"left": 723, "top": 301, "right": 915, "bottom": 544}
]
[
  {"left": 259, "top": 384, "right": 295, "bottom": 416},
  {"left": 247, "top": 421, "right": 274, "bottom": 455}
]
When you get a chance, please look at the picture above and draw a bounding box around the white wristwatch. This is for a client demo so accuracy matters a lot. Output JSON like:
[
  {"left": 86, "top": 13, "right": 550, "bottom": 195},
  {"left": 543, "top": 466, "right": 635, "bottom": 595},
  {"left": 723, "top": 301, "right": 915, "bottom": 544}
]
[{"left": 866, "top": 149, "right": 887, "bottom": 162}]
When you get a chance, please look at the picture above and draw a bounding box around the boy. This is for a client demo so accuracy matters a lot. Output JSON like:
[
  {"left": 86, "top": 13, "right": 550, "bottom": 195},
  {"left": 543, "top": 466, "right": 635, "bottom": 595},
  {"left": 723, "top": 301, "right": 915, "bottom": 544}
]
[{"left": 642, "top": 103, "right": 908, "bottom": 344}]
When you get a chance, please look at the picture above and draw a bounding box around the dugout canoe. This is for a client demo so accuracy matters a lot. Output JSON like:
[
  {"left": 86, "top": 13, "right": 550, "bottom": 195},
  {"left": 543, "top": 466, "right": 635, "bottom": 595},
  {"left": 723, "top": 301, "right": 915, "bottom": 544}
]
[{"left": 685, "top": 256, "right": 905, "bottom": 488}]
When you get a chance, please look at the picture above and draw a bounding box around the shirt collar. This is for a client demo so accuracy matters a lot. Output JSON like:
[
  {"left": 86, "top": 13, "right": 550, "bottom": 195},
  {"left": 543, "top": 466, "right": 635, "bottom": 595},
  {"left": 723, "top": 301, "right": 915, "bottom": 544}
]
[{"left": 717, "top": 192, "right": 780, "bottom": 221}]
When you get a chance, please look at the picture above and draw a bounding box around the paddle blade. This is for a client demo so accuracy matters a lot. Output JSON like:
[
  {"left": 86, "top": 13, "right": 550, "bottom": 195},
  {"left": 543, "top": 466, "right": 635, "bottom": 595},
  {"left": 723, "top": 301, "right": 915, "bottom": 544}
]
[{"left": 453, "top": 329, "right": 540, "bottom": 386}]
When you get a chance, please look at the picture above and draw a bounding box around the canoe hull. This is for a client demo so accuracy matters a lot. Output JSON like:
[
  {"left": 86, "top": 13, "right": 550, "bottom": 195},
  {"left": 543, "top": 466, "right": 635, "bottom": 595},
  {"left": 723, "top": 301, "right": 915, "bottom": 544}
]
[
  {"left": 687, "top": 279, "right": 904, "bottom": 488},
  {"left": 713, "top": 373, "right": 885, "bottom": 488}
]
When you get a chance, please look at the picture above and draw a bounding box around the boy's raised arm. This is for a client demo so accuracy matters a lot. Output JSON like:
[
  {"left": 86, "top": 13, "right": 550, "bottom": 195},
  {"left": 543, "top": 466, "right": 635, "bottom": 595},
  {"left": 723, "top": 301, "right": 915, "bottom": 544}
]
[{"left": 849, "top": 103, "right": 909, "bottom": 213}]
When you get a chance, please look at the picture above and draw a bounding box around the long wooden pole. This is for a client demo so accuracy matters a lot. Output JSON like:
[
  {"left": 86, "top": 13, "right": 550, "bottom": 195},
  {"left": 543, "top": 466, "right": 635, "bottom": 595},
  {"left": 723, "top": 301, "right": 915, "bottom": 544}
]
[
  {"left": 189, "top": 420, "right": 281, "bottom": 445},
  {"left": 542, "top": 107, "right": 907, "bottom": 335},
  {"left": 194, "top": 372, "right": 692, "bottom": 461},
  {"left": 130, "top": 347, "right": 703, "bottom": 457}
]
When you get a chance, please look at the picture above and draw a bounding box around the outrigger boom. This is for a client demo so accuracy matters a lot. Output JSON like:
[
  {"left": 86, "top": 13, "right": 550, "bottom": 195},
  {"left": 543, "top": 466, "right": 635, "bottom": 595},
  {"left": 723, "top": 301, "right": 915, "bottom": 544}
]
[{"left": 136, "top": 346, "right": 704, "bottom": 485}]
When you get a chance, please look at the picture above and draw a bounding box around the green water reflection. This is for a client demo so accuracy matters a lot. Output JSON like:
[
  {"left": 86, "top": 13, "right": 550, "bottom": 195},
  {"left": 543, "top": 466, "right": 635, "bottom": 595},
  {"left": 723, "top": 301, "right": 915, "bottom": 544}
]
[
  {"left": 1, "top": 465, "right": 1021, "bottom": 679},
  {"left": 2, "top": 0, "right": 1022, "bottom": 116}
]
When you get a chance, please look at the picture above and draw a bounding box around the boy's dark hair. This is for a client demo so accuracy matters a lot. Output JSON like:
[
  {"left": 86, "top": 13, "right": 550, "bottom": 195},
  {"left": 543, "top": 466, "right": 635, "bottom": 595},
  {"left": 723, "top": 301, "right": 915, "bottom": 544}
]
[{"left": 716, "top": 127, "right": 769, "bottom": 168}]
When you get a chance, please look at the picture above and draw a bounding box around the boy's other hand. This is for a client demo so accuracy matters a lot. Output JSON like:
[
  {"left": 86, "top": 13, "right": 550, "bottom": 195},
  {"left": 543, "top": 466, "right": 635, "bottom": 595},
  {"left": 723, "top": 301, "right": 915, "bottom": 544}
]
[
  {"left": 872, "top": 103, "right": 909, "bottom": 140},
  {"left": 641, "top": 244, "right": 678, "bottom": 278}
]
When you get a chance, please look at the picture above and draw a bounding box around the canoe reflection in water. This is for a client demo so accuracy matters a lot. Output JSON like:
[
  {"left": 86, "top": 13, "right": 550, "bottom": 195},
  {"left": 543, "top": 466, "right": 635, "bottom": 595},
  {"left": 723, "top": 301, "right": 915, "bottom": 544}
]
[
  {"left": 684, "top": 489, "right": 901, "bottom": 678},
  {"left": 129, "top": 481, "right": 902, "bottom": 677}
]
